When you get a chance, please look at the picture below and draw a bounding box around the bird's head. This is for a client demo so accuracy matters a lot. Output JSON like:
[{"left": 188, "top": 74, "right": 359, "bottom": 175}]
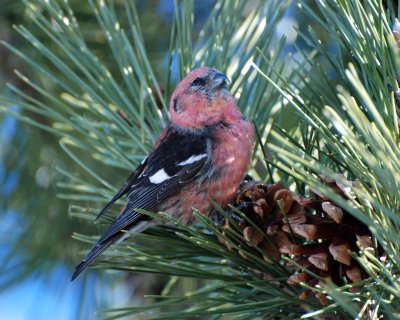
[{"left": 169, "top": 67, "right": 242, "bottom": 129}]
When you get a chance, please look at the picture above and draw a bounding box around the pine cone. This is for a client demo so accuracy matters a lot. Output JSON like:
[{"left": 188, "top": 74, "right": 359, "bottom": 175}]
[{"left": 221, "top": 176, "right": 375, "bottom": 306}]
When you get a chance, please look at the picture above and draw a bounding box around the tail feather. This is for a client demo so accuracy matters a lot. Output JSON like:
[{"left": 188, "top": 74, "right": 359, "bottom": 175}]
[
  {"left": 71, "top": 233, "right": 120, "bottom": 281},
  {"left": 71, "top": 220, "right": 153, "bottom": 281}
]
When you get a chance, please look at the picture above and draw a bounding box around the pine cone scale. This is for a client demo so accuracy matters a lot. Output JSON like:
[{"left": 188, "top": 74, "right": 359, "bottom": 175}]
[{"left": 220, "top": 176, "right": 377, "bottom": 306}]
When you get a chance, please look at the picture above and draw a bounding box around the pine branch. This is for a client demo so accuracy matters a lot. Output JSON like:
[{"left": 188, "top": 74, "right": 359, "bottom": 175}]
[
  {"left": 253, "top": 0, "right": 400, "bottom": 316},
  {"left": 2, "top": 0, "right": 400, "bottom": 318}
]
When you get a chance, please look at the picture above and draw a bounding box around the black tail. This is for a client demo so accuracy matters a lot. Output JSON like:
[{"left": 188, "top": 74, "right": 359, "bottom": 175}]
[
  {"left": 71, "top": 217, "right": 151, "bottom": 281},
  {"left": 71, "top": 233, "right": 120, "bottom": 281}
]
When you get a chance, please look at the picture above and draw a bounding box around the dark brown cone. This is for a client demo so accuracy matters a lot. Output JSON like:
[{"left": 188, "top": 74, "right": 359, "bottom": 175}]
[{"left": 219, "top": 176, "right": 377, "bottom": 306}]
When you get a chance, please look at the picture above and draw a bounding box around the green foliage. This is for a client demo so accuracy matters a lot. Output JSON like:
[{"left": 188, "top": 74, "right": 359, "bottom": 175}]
[
  {"left": 255, "top": 0, "right": 400, "bottom": 317},
  {"left": 1, "top": 0, "right": 400, "bottom": 318}
]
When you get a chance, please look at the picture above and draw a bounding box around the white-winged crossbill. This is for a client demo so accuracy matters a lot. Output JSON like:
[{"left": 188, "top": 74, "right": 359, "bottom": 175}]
[{"left": 72, "top": 67, "right": 254, "bottom": 280}]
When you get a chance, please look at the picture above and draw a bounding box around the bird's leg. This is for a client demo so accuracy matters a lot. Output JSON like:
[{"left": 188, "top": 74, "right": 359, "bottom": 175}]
[
  {"left": 211, "top": 209, "right": 244, "bottom": 225},
  {"left": 210, "top": 210, "right": 225, "bottom": 225},
  {"left": 226, "top": 208, "right": 245, "bottom": 224},
  {"left": 211, "top": 201, "right": 256, "bottom": 225},
  {"left": 227, "top": 200, "right": 260, "bottom": 224}
]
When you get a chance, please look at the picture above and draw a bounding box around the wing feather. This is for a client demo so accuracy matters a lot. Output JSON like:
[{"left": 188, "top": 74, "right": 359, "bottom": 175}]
[
  {"left": 95, "top": 158, "right": 148, "bottom": 220},
  {"left": 72, "top": 125, "right": 210, "bottom": 280}
]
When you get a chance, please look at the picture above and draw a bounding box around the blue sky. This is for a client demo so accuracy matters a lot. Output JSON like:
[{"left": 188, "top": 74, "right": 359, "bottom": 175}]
[{"left": 0, "top": 267, "right": 78, "bottom": 320}]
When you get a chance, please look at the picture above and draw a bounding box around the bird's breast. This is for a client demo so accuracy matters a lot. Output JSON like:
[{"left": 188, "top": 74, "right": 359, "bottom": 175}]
[
  {"left": 163, "top": 118, "right": 254, "bottom": 224},
  {"left": 209, "top": 118, "right": 254, "bottom": 205}
]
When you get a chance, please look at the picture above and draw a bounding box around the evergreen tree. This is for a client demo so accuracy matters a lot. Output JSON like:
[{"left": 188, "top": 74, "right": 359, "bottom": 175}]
[{"left": 1, "top": 0, "right": 399, "bottom": 318}]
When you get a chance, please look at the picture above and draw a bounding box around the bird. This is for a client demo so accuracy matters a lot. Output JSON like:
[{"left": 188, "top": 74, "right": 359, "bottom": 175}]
[{"left": 71, "top": 67, "right": 254, "bottom": 280}]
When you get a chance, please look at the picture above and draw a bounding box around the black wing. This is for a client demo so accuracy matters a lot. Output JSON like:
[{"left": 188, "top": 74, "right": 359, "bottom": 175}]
[
  {"left": 95, "top": 158, "right": 148, "bottom": 220},
  {"left": 72, "top": 124, "right": 210, "bottom": 280}
]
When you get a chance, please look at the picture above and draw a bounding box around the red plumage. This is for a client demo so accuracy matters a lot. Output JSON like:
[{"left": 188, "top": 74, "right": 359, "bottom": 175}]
[{"left": 72, "top": 67, "right": 254, "bottom": 280}]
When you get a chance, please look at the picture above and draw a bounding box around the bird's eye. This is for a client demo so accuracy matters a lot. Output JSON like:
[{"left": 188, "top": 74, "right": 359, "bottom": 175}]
[{"left": 191, "top": 77, "right": 206, "bottom": 87}]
